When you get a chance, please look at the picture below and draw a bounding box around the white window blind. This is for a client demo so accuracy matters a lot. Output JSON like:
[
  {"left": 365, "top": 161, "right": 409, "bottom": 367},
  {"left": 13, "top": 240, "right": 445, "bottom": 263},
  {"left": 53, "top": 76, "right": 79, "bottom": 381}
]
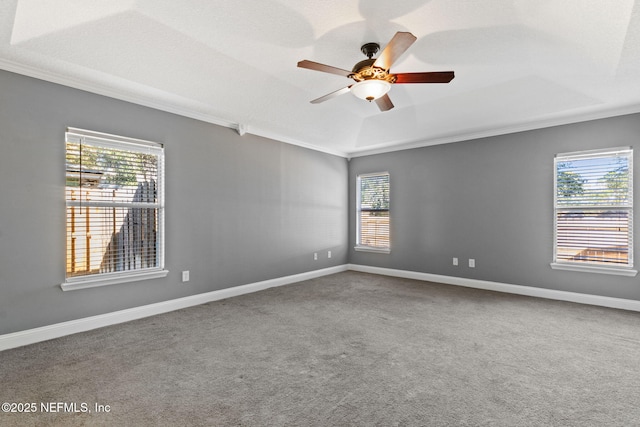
[
  {"left": 64, "top": 128, "right": 165, "bottom": 286},
  {"left": 356, "top": 172, "right": 390, "bottom": 251},
  {"left": 554, "top": 147, "right": 633, "bottom": 270}
]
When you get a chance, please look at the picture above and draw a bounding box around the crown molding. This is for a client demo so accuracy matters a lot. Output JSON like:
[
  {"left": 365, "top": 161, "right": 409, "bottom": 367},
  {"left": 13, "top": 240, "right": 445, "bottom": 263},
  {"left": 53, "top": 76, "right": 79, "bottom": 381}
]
[
  {"left": 2, "top": 58, "right": 639, "bottom": 160},
  {"left": 345, "top": 103, "right": 640, "bottom": 158},
  {"left": 0, "top": 59, "right": 236, "bottom": 132}
]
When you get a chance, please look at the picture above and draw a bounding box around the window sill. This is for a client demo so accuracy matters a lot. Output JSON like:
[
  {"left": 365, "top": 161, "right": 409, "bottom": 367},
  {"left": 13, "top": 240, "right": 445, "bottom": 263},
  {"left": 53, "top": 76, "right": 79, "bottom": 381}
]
[
  {"left": 355, "top": 246, "right": 390, "bottom": 254},
  {"left": 550, "top": 263, "right": 637, "bottom": 277},
  {"left": 61, "top": 269, "right": 169, "bottom": 291}
]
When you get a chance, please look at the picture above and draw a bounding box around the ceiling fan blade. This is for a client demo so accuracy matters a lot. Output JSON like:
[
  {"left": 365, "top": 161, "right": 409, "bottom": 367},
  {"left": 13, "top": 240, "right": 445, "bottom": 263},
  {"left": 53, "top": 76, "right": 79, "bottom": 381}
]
[
  {"left": 310, "top": 86, "right": 352, "bottom": 104},
  {"left": 373, "top": 32, "right": 417, "bottom": 71},
  {"left": 297, "top": 60, "right": 352, "bottom": 77},
  {"left": 394, "top": 71, "right": 455, "bottom": 84},
  {"left": 375, "top": 94, "right": 394, "bottom": 112}
]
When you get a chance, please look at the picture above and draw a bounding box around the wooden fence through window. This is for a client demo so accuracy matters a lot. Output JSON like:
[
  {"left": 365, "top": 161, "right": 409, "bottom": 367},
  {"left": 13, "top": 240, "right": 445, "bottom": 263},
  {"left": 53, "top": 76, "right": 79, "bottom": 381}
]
[{"left": 66, "top": 181, "right": 157, "bottom": 277}]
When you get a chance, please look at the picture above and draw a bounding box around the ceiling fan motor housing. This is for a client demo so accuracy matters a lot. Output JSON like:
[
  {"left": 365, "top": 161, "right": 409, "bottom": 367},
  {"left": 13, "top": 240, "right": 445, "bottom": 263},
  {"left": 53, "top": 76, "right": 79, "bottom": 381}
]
[
  {"left": 349, "top": 42, "right": 397, "bottom": 83},
  {"left": 350, "top": 58, "right": 397, "bottom": 83}
]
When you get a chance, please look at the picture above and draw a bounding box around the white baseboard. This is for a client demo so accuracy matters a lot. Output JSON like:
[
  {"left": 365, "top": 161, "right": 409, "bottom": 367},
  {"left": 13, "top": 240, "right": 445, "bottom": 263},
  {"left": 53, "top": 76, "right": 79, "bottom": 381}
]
[
  {"left": 4, "top": 263, "right": 639, "bottom": 352},
  {"left": 348, "top": 264, "right": 640, "bottom": 312},
  {"left": 0, "top": 265, "right": 348, "bottom": 352}
]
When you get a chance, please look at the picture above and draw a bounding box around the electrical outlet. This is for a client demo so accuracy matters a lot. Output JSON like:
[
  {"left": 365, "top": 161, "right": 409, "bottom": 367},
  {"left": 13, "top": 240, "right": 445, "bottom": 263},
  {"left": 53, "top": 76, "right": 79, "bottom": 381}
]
[
  {"left": 182, "top": 271, "right": 190, "bottom": 282},
  {"left": 469, "top": 259, "right": 475, "bottom": 268},
  {"left": 314, "top": 253, "right": 318, "bottom": 261},
  {"left": 453, "top": 257, "right": 458, "bottom": 266},
  {"left": 328, "top": 251, "right": 332, "bottom": 259}
]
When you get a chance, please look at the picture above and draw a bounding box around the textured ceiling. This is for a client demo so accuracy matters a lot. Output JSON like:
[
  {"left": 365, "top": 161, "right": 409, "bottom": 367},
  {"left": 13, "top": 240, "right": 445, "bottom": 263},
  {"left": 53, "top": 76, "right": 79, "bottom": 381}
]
[{"left": 1, "top": 0, "right": 640, "bottom": 157}]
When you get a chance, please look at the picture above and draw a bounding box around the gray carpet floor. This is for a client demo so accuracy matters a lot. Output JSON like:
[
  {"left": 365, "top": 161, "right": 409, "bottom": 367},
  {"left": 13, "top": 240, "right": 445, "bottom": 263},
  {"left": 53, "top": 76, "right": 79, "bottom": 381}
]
[{"left": 2, "top": 271, "right": 640, "bottom": 426}]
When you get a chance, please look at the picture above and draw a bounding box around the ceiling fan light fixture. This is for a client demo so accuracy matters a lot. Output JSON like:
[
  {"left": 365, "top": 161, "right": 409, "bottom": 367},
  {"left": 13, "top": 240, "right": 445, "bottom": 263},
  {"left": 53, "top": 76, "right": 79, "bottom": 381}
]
[{"left": 350, "top": 79, "right": 391, "bottom": 102}]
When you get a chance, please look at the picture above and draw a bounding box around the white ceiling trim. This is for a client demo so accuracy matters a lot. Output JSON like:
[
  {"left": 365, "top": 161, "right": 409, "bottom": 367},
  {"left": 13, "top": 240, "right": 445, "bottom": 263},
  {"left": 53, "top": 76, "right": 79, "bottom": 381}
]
[
  {"left": 0, "top": 57, "right": 237, "bottom": 129},
  {"left": 4, "top": 55, "right": 639, "bottom": 160},
  {"left": 347, "top": 103, "right": 640, "bottom": 158},
  {"left": 0, "top": 58, "right": 352, "bottom": 158}
]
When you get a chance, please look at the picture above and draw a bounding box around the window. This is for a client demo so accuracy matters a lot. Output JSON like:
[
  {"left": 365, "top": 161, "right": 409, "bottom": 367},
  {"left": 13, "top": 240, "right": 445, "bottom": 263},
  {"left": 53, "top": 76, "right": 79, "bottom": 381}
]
[
  {"left": 552, "top": 147, "right": 636, "bottom": 276},
  {"left": 356, "top": 172, "right": 390, "bottom": 253},
  {"left": 62, "top": 128, "right": 167, "bottom": 290}
]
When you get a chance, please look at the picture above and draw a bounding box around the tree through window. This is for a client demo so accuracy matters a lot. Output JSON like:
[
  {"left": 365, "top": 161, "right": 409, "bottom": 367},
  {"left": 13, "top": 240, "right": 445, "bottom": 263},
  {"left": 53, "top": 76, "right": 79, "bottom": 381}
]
[{"left": 554, "top": 147, "right": 633, "bottom": 271}]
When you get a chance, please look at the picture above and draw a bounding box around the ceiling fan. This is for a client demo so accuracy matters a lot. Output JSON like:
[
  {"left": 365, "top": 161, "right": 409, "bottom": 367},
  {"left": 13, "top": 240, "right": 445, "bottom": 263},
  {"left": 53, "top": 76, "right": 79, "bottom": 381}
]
[{"left": 298, "top": 31, "right": 454, "bottom": 112}]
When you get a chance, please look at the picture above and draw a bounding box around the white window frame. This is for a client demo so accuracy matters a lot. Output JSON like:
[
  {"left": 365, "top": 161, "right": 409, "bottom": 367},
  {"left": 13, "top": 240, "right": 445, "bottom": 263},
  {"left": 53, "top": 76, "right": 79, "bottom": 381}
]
[
  {"left": 355, "top": 172, "right": 390, "bottom": 253},
  {"left": 551, "top": 147, "right": 636, "bottom": 277},
  {"left": 61, "top": 128, "right": 168, "bottom": 291}
]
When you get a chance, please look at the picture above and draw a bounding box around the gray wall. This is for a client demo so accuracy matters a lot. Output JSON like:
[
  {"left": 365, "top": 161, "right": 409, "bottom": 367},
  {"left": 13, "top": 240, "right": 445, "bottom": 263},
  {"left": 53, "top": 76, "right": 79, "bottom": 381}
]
[
  {"left": 349, "top": 113, "right": 640, "bottom": 301},
  {"left": 0, "top": 70, "right": 348, "bottom": 335},
  {"left": 3, "top": 66, "right": 639, "bottom": 336}
]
